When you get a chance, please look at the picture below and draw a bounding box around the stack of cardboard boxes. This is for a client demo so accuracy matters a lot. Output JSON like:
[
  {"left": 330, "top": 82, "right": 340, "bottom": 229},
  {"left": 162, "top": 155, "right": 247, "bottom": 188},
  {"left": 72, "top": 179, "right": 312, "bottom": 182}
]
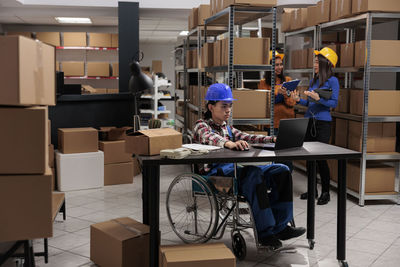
[{"left": 0, "top": 35, "right": 55, "bottom": 242}]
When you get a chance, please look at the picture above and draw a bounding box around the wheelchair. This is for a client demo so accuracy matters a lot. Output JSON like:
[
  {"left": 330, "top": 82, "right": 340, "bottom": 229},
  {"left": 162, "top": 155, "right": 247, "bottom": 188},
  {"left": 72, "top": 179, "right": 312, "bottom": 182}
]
[{"left": 165, "top": 163, "right": 294, "bottom": 260}]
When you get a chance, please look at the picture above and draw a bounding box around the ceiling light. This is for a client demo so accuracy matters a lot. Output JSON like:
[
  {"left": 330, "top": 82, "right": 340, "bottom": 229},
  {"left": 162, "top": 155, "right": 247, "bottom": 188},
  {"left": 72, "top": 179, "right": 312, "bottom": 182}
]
[
  {"left": 55, "top": 17, "right": 92, "bottom": 24},
  {"left": 179, "top": 31, "right": 189, "bottom": 36}
]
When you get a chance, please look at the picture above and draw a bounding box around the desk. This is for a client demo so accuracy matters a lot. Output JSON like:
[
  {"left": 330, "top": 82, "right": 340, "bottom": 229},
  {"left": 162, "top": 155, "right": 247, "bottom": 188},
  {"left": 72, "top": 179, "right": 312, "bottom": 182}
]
[{"left": 139, "top": 142, "right": 361, "bottom": 267}]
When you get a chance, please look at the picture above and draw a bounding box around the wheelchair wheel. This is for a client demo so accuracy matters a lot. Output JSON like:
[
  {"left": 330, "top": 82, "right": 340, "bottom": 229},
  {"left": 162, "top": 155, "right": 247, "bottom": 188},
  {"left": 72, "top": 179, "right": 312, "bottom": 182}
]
[
  {"left": 232, "top": 232, "right": 246, "bottom": 260},
  {"left": 166, "top": 173, "right": 219, "bottom": 243}
]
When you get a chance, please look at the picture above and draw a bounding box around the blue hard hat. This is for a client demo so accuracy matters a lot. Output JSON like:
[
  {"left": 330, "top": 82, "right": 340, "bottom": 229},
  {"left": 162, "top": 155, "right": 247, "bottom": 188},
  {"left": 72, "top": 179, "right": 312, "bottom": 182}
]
[{"left": 204, "top": 83, "right": 237, "bottom": 101}]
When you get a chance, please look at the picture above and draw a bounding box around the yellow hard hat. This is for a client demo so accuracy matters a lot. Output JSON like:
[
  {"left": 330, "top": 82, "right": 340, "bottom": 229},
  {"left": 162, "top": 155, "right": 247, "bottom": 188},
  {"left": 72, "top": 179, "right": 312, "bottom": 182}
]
[
  {"left": 269, "top": 50, "right": 285, "bottom": 61},
  {"left": 314, "top": 47, "right": 338, "bottom": 67}
]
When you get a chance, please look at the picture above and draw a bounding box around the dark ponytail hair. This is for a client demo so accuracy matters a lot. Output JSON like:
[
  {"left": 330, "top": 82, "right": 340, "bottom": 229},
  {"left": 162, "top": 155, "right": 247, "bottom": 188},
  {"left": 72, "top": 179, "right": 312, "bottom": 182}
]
[
  {"left": 204, "top": 101, "right": 217, "bottom": 119},
  {"left": 313, "top": 54, "right": 333, "bottom": 88}
]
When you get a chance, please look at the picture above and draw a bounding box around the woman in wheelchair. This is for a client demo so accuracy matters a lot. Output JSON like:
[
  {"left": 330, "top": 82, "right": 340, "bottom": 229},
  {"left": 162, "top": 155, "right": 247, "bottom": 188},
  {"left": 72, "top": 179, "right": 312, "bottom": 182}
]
[{"left": 193, "top": 83, "right": 306, "bottom": 249}]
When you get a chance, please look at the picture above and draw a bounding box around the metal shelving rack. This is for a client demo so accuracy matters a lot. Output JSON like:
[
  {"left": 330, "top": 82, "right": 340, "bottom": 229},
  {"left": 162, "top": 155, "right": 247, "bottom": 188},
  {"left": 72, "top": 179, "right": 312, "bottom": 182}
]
[{"left": 287, "top": 12, "right": 400, "bottom": 205}]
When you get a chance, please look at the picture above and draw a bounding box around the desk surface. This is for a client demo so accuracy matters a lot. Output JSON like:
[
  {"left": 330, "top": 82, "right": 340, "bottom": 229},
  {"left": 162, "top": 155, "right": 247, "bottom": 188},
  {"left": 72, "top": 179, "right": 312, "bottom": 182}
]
[{"left": 140, "top": 142, "right": 361, "bottom": 165}]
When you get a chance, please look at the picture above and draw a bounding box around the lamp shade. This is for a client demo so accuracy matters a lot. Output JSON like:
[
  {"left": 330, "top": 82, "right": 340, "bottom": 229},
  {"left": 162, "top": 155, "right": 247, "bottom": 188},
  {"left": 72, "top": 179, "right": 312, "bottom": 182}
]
[{"left": 129, "top": 61, "right": 153, "bottom": 94}]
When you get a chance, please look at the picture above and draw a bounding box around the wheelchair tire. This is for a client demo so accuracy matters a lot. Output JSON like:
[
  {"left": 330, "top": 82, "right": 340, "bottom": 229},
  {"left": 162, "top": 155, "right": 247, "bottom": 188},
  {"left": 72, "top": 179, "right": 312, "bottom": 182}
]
[
  {"left": 232, "top": 232, "right": 247, "bottom": 261},
  {"left": 166, "top": 173, "right": 219, "bottom": 243}
]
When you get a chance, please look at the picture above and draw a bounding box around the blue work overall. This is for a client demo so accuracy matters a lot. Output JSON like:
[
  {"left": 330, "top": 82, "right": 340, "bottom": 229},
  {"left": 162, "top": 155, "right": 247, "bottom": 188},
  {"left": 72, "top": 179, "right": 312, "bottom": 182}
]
[{"left": 205, "top": 126, "right": 293, "bottom": 239}]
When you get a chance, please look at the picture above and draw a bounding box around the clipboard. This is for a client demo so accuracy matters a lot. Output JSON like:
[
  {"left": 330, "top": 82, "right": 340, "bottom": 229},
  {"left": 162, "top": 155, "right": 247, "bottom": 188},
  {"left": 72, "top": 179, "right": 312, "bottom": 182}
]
[{"left": 281, "top": 79, "right": 301, "bottom": 91}]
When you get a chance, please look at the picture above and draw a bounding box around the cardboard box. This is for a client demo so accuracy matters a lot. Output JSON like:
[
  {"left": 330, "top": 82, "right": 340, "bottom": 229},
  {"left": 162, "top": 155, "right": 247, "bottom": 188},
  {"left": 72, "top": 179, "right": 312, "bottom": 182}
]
[
  {"left": 348, "top": 121, "right": 396, "bottom": 152},
  {"left": 290, "top": 9, "right": 302, "bottom": 31},
  {"left": 307, "top": 47, "right": 314, "bottom": 68},
  {"left": 201, "top": 42, "right": 214, "bottom": 68},
  {"left": 36, "top": 32, "right": 60, "bottom": 47},
  {"left": 354, "top": 40, "right": 400, "bottom": 67},
  {"left": 281, "top": 10, "right": 292, "bottom": 32},
  {"left": 7, "top": 31, "right": 32, "bottom": 38},
  {"left": 328, "top": 159, "right": 338, "bottom": 182},
  {"left": 335, "top": 118, "right": 348, "bottom": 148},
  {"left": 125, "top": 128, "right": 182, "bottom": 156},
  {"left": 347, "top": 162, "right": 395, "bottom": 193},
  {"left": 298, "top": 49, "right": 308, "bottom": 69},
  {"left": 349, "top": 89, "right": 400, "bottom": 116},
  {"left": 133, "top": 157, "right": 141, "bottom": 176},
  {"left": 91, "top": 217, "right": 149, "bottom": 267},
  {"left": 112, "top": 63, "right": 119, "bottom": 76},
  {"left": 49, "top": 144, "right": 55, "bottom": 168},
  {"left": 213, "top": 40, "right": 221, "bottom": 66},
  {"left": 160, "top": 242, "right": 236, "bottom": 267},
  {"left": 89, "top": 33, "right": 112, "bottom": 47},
  {"left": 62, "top": 62, "right": 85, "bottom": 76},
  {"left": 58, "top": 127, "right": 99, "bottom": 154},
  {"left": 352, "top": 0, "right": 400, "bottom": 14},
  {"left": 63, "top": 32, "right": 87, "bottom": 47},
  {"left": 335, "top": 88, "right": 349, "bottom": 113},
  {"left": 233, "top": 38, "right": 269, "bottom": 65},
  {"left": 337, "top": 0, "right": 352, "bottom": 19},
  {"left": 152, "top": 60, "right": 162, "bottom": 73},
  {"left": 0, "top": 172, "right": 52, "bottom": 242},
  {"left": 340, "top": 43, "right": 354, "bottom": 67},
  {"left": 99, "top": 141, "right": 133, "bottom": 164},
  {"left": 0, "top": 36, "right": 56, "bottom": 106},
  {"left": 0, "top": 107, "right": 48, "bottom": 174},
  {"left": 198, "top": 4, "right": 211, "bottom": 25},
  {"left": 104, "top": 162, "right": 134, "bottom": 185},
  {"left": 51, "top": 167, "right": 56, "bottom": 190},
  {"left": 306, "top": 6, "right": 318, "bottom": 27},
  {"left": 317, "top": 0, "right": 330, "bottom": 24},
  {"left": 190, "top": 7, "right": 199, "bottom": 30},
  {"left": 233, "top": 89, "right": 268, "bottom": 118},
  {"left": 108, "top": 88, "right": 119, "bottom": 94},
  {"left": 111, "top": 33, "right": 119, "bottom": 48},
  {"left": 87, "top": 62, "right": 110, "bottom": 77},
  {"left": 223, "top": 0, "right": 276, "bottom": 8}
]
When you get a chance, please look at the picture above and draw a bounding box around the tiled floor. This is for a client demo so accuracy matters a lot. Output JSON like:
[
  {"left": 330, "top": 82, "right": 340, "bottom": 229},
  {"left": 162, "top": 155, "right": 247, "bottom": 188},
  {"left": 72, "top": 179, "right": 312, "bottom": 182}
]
[{"left": 4, "top": 165, "right": 400, "bottom": 267}]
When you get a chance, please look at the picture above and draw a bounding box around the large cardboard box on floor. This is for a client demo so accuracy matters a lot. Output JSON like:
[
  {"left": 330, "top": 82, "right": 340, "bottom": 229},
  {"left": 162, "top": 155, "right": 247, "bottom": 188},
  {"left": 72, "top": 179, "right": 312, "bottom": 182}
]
[
  {"left": 0, "top": 36, "right": 55, "bottom": 106},
  {"left": 36, "top": 32, "right": 60, "bottom": 47},
  {"left": 87, "top": 62, "right": 110, "bottom": 77},
  {"left": 104, "top": 162, "right": 134, "bottom": 185},
  {"left": 91, "top": 217, "right": 149, "bottom": 267},
  {"left": 355, "top": 40, "right": 400, "bottom": 67},
  {"left": 335, "top": 118, "right": 348, "bottom": 148},
  {"left": 223, "top": 0, "right": 276, "bottom": 8},
  {"left": 347, "top": 121, "right": 396, "bottom": 152},
  {"left": 62, "top": 62, "right": 85, "bottom": 76},
  {"left": 99, "top": 141, "right": 133, "bottom": 164},
  {"left": 125, "top": 128, "right": 182, "bottom": 156},
  {"left": 352, "top": 0, "right": 400, "bottom": 14},
  {"left": 347, "top": 162, "right": 395, "bottom": 193},
  {"left": 340, "top": 43, "right": 354, "bottom": 67},
  {"left": 233, "top": 89, "right": 268, "bottom": 118},
  {"left": 317, "top": 0, "right": 331, "bottom": 24},
  {"left": 89, "top": 33, "right": 112, "bottom": 47},
  {"left": 231, "top": 38, "right": 269, "bottom": 65},
  {"left": 349, "top": 89, "right": 400, "bottom": 116},
  {"left": 160, "top": 242, "right": 236, "bottom": 267},
  {"left": 0, "top": 107, "right": 48, "bottom": 174},
  {"left": 58, "top": 127, "right": 99, "bottom": 154},
  {"left": 63, "top": 32, "right": 87, "bottom": 47},
  {"left": 335, "top": 88, "right": 349, "bottom": 113},
  {"left": 0, "top": 172, "right": 52, "bottom": 242}
]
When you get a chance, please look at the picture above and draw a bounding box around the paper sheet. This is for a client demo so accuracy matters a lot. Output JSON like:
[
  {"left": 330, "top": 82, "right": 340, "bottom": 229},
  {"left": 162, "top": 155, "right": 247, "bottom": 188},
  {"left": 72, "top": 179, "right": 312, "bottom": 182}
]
[{"left": 182, "top": 144, "right": 222, "bottom": 151}]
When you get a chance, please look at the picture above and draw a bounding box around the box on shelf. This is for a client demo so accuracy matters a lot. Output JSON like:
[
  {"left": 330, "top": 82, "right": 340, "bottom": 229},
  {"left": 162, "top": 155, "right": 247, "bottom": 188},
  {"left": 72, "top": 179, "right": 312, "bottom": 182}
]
[
  {"left": 213, "top": 40, "right": 221, "bottom": 66},
  {"left": 63, "top": 32, "right": 87, "bottom": 47},
  {"left": 233, "top": 89, "right": 269, "bottom": 118},
  {"left": 290, "top": 9, "right": 303, "bottom": 31},
  {"left": 82, "top": 85, "right": 108, "bottom": 94},
  {"left": 354, "top": 40, "right": 400, "bottom": 67},
  {"left": 112, "top": 63, "right": 119, "bottom": 76},
  {"left": 189, "top": 7, "right": 199, "bottom": 30},
  {"left": 107, "top": 88, "right": 119, "bottom": 94},
  {"left": 223, "top": 0, "right": 276, "bottom": 8},
  {"left": 307, "top": 47, "right": 314, "bottom": 68},
  {"left": 125, "top": 128, "right": 182, "bottom": 156},
  {"left": 335, "top": 88, "right": 349, "bottom": 113},
  {"left": 349, "top": 89, "right": 400, "bottom": 116},
  {"left": 89, "top": 33, "right": 112, "bottom": 47},
  {"left": 298, "top": 49, "right": 308, "bottom": 69},
  {"left": 347, "top": 121, "right": 396, "bottom": 152},
  {"left": 87, "top": 62, "right": 110, "bottom": 77},
  {"left": 111, "top": 33, "right": 118, "bottom": 48},
  {"left": 36, "top": 32, "right": 60, "bottom": 47},
  {"left": 335, "top": 118, "right": 348, "bottom": 148},
  {"left": 281, "top": 10, "right": 292, "bottom": 32},
  {"left": 347, "top": 162, "right": 395, "bottom": 193},
  {"left": 0, "top": 36, "right": 55, "bottom": 106},
  {"left": 152, "top": 60, "right": 162, "bottom": 73},
  {"left": 62, "top": 62, "right": 85, "bottom": 76},
  {"left": 230, "top": 38, "right": 269, "bottom": 65},
  {"left": 197, "top": 4, "right": 211, "bottom": 25},
  {"left": 0, "top": 107, "right": 48, "bottom": 174},
  {"left": 104, "top": 162, "right": 134, "bottom": 185},
  {"left": 201, "top": 42, "right": 214, "bottom": 68},
  {"left": 0, "top": 172, "right": 52, "bottom": 242},
  {"left": 7, "top": 31, "right": 32, "bottom": 38},
  {"left": 58, "top": 127, "right": 99, "bottom": 154},
  {"left": 306, "top": 5, "right": 318, "bottom": 27},
  {"left": 91, "top": 217, "right": 149, "bottom": 267},
  {"left": 352, "top": 0, "right": 400, "bottom": 14},
  {"left": 99, "top": 141, "right": 133, "bottom": 164},
  {"left": 317, "top": 0, "right": 331, "bottom": 24},
  {"left": 340, "top": 42, "right": 354, "bottom": 67},
  {"left": 331, "top": 0, "right": 352, "bottom": 21},
  {"left": 160, "top": 242, "right": 235, "bottom": 267},
  {"left": 56, "top": 150, "right": 104, "bottom": 191}
]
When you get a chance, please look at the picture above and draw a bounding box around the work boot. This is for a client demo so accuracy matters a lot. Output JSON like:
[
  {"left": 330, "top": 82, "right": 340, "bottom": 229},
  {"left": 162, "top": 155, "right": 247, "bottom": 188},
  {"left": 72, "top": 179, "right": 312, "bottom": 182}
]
[
  {"left": 259, "top": 235, "right": 282, "bottom": 249},
  {"left": 317, "top": 192, "right": 330, "bottom": 205},
  {"left": 276, "top": 226, "right": 306, "bottom": 241},
  {"left": 300, "top": 190, "right": 318, "bottom": 200}
]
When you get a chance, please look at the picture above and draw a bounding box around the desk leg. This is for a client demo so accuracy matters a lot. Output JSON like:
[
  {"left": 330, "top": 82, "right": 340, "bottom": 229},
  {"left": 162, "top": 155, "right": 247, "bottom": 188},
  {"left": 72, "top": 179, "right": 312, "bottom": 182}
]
[
  {"left": 149, "top": 165, "right": 160, "bottom": 267},
  {"left": 337, "top": 159, "right": 348, "bottom": 266},
  {"left": 307, "top": 160, "right": 316, "bottom": 249},
  {"left": 142, "top": 165, "right": 149, "bottom": 225}
]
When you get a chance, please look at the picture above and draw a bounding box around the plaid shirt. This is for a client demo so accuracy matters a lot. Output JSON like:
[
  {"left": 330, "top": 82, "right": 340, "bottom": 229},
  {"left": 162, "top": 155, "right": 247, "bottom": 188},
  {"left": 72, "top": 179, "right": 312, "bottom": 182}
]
[{"left": 193, "top": 118, "right": 273, "bottom": 147}]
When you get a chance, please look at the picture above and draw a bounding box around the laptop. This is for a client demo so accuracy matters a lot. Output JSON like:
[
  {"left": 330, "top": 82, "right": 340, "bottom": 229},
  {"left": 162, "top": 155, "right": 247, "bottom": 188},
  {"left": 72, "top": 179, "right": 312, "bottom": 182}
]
[{"left": 252, "top": 118, "right": 309, "bottom": 151}]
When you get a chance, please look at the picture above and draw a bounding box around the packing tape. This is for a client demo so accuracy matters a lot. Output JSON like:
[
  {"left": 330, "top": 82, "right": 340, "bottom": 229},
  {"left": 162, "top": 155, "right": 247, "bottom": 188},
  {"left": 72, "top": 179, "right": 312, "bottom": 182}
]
[
  {"left": 35, "top": 40, "right": 45, "bottom": 104},
  {"left": 112, "top": 219, "right": 143, "bottom": 236}
]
